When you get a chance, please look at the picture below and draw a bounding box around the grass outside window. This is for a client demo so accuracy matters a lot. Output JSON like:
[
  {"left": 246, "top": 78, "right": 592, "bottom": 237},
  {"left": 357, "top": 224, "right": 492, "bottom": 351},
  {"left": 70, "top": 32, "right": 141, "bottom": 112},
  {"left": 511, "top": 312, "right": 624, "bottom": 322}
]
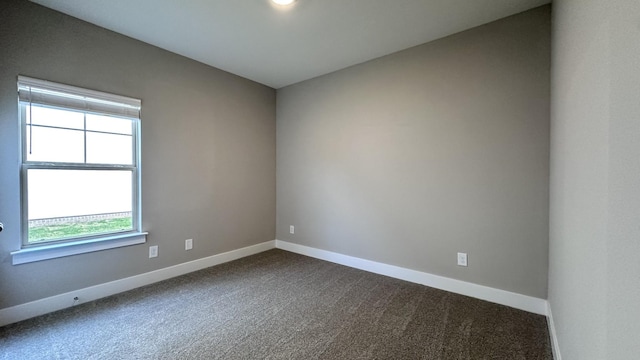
[{"left": 28, "top": 217, "right": 133, "bottom": 243}]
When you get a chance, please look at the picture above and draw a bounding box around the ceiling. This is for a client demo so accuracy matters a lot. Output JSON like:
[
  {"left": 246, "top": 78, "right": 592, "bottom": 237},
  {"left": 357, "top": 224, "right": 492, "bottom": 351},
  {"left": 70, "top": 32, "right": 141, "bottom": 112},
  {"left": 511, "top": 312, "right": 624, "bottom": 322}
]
[{"left": 31, "top": 0, "right": 550, "bottom": 89}]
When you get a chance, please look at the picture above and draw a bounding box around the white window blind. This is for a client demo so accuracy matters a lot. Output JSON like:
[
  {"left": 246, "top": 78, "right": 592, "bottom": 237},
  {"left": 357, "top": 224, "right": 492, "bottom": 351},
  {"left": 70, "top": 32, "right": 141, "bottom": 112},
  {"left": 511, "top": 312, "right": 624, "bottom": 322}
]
[{"left": 18, "top": 76, "right": 141, "bottom": 119}]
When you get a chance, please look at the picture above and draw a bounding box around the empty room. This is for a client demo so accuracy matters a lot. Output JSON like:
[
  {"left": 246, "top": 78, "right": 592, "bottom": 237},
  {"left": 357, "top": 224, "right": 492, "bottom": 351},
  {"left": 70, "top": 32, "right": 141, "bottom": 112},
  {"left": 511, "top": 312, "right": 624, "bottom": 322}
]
[{"left": 0, "top": 0, "right": 638, "bottom": 359}]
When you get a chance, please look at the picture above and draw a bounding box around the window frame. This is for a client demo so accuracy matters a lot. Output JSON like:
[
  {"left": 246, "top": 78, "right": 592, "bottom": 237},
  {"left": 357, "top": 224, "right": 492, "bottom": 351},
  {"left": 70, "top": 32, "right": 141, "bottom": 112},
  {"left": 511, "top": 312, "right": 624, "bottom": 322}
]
[{"left": 11, "top": 76, "right": 146, "bottom": 264}]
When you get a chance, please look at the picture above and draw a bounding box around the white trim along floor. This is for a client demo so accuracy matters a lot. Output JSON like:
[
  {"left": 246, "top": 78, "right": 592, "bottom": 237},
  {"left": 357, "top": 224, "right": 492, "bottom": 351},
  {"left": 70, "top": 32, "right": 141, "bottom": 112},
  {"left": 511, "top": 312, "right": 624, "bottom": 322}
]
[{"left": 0, "top": 239, "right": 560, "bottom": 359}]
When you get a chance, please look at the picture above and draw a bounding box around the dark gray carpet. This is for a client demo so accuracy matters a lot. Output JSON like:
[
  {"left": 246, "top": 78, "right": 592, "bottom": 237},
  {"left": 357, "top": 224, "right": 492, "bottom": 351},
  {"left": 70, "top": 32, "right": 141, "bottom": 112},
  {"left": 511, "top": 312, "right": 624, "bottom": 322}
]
[{"left": 0, "top": 250, "right": 552, "bottom": 359}]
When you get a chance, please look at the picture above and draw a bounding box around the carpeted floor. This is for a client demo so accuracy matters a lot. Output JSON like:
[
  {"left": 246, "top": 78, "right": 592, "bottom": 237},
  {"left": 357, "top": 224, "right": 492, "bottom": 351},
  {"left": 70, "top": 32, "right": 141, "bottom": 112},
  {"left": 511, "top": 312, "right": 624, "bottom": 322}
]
[{"left": 0, "top": 249, "right": 552, "bottom": 359}]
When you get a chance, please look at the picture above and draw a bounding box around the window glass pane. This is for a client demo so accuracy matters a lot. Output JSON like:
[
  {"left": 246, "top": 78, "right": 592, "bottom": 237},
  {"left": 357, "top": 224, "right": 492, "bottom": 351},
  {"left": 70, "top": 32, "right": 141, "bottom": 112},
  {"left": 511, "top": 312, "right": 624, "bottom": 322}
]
[
  {"left": 86, "top": 114, "right": 133, "bottom": 135},
  {"left": 26, "top": 125, "right": 84, "bottom": 163},
  {"left": 19, "top": 77, "right": 142, "bottom": 248},
  {"left": 86, "top": 132, "right": 133, "bottom": 165},
  {"left": 26, "top": 104, "right": 85, "bottom": 130},
  {"left": 27, "top": 169, "right": 133, "bottom": 243}
]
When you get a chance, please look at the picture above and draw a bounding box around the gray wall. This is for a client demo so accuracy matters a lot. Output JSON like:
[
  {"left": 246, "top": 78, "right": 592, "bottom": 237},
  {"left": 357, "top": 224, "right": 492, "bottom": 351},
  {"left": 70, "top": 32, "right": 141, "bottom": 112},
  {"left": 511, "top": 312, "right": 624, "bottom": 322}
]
[
  {"left": 0, "top": 0, "right": 276, "bottom": 308},
  {"left": 549, "top": 0, "right": 640, "bottom": 359},
  {"left": 277, "top": 6, "right": 550, "bottom": 299}
]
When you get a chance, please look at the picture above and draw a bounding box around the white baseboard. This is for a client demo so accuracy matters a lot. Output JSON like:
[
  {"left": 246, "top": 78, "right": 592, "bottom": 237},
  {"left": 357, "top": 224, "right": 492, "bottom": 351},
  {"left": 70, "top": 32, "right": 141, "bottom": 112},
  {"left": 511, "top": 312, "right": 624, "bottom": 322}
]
[
  {"left": 275, "top": 240, "right": 548, "bottom": 316},
  {"left": 547, "top": 302, "right": 562, "bottom": 360},
  {"left": 1, "top": 239, "right": 550, "bottom": 329},
  {"left": 0, "top": 240, "right": 275, "bottom": 327}
]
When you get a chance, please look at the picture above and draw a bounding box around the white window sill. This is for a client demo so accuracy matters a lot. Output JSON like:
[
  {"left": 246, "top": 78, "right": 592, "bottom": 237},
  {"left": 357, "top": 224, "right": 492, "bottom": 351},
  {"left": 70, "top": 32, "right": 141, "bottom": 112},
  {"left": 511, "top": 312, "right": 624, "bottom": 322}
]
[{"left": 11, "top": 232, "right": 148, "bottom": 265}]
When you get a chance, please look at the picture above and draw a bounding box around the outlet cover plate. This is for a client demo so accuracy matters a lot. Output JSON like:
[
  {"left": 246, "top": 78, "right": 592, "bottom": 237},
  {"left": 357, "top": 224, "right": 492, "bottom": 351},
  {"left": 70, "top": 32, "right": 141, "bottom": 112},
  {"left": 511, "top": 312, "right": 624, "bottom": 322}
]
[
  {"left": 457, "top": 252, "right": 468, "bottom": 267},
  {"left": 185, "top": 239, "right": 193, "bottom": 250},
  {"left": 149, "top": 245, "right": 158, "bottom": 258}
]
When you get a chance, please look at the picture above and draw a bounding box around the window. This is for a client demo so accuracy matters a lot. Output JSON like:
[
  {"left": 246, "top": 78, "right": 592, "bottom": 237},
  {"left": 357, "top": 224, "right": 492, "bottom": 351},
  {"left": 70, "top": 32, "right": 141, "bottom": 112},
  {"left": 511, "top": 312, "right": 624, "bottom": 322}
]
[{"left": 12, "top": 76, "right": 146, "bottom": 264}]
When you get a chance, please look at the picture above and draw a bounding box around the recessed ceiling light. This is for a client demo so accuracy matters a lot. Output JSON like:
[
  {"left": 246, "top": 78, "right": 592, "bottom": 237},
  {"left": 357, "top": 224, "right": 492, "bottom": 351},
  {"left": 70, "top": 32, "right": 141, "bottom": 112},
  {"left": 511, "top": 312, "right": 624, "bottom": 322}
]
[{"left": 271, "top": 0, "right": 296, "bottom": 6}]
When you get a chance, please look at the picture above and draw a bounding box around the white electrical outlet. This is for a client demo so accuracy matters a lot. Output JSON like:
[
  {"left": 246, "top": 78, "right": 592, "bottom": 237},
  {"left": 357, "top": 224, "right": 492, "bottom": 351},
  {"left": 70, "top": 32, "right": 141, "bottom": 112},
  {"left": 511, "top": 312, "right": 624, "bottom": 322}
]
[
  {"left": 185, "top": 238, "right": 193, "bottom": 250},
  {"left": 457, "top": 252, "right": 468, "bottom": 267},
  {"left": 289, "top": 225, "right": 295, "bottom": 234},
  {"left": 149, "top": 245, "right": 158, "bottom": 258}
]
